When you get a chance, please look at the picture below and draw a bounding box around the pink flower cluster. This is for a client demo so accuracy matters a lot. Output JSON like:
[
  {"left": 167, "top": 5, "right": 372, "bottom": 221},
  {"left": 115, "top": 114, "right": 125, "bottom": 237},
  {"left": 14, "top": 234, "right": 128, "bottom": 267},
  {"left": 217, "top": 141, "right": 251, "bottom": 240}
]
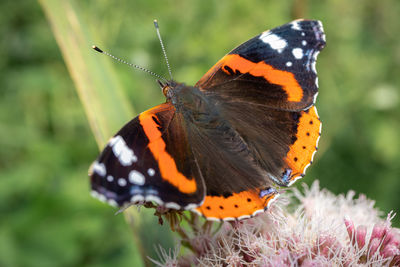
[
  {"left": 344, "top": 214, "right": 400, "bottom": 265},
  {"left": 152, "top": 181, "right": 400, "bottom": 266}
]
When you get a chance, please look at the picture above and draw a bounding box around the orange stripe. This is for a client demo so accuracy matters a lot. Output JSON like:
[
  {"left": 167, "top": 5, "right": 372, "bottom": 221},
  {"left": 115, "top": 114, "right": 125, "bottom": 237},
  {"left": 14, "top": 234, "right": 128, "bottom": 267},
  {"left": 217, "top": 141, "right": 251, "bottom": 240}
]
[
  {"left": 139, "top": 107, "right": 197, "bottom": 194},
  {"left": 196, "top": 189, "right": 276, "bottom": 220},
  {"left": 212, "top": 54, "right": 303, "bottom": 102}
]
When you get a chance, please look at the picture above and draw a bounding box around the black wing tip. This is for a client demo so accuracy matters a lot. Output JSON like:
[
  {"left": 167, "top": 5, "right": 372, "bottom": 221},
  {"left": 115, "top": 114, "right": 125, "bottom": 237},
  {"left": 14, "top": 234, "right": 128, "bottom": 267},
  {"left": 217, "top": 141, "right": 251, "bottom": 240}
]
[{"left": 285, "top": 19, "right": 326, "bottom": 49}]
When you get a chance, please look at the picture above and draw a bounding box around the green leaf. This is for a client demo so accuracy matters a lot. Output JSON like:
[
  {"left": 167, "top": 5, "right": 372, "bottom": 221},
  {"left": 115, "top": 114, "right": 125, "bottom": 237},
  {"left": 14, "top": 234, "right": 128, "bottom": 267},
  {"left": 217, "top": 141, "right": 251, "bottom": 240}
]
[
  {"left": 39, "top": 1, "right": 174, "bottom": 265},
  {"left": 39, "top": 0, "right": 134, "bottom": 148}
]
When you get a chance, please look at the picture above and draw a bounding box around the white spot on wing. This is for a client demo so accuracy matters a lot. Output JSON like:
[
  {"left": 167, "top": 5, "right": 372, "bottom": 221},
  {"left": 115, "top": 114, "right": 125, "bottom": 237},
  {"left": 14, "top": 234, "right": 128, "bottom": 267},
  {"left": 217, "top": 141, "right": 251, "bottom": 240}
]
[
  {"left": 147, "top": 168, "right": 155, "bottom": 176},
  {"left": 145, "top": 195, "right": 162, "bottom": 204},
  {"left": 129, "top": 170, "right": 145, "bottom": 186},
  {"left": 109, "top": 136, "right": 137, "bottom": 166},
  {"left": 286, "top": 61, "right": 293, "bottom": 67},
  {"left": 92, "top": 162, "right": 106, "bottom": 177},
  {"left": 302, "top": 40, "right": 307, "bottom": 46},
  {"left": 131, "top": 195, "right": 144, "bottom": 203},
  {"left": 165, "top": 202, "right": 181, "bottom": 210},
  {"left": 291, "top": 21, "right": 301, "bottom": 31},
  {"left": 106, "top": 175, "right": 114, "bottom": 182},
  {"left": 120, "top": 150, "right": 137, "bottom": 166},
  {"left": 91, "top": 190, "right": 99, "bottom": 198},
  {"left": 97, "top": 194, "right": 106, "bottom": 203},
  {"left": 292, "top": 48, "right": 303, "bottom": 59},
  {"left": 259, "top": 33, "right": 287, "bottom": 53},
  {"left": 118, "top": 178, "right": 127, "bottom": 187},
  {"left": 107, "top": 199, "right": 118, "bottom": 207}
]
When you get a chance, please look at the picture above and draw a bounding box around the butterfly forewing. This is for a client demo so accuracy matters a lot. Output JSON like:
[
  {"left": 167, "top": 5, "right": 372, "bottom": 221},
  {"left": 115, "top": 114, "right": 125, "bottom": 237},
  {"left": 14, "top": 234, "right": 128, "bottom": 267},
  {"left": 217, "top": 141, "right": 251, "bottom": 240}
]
[
  {"left": 90, "top": 103, "right": 205, "bottom": 209},
  {"left": 196, "top": 20, "right": 325, "bottom": 111}
]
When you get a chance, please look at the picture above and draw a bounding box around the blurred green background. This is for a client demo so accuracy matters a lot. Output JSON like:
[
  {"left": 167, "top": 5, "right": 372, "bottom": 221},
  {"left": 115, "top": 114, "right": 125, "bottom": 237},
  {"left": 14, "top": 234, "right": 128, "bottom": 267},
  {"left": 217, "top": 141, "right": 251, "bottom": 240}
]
[{"left": 1, "top": 0, "right": 399, "bottom": 266}]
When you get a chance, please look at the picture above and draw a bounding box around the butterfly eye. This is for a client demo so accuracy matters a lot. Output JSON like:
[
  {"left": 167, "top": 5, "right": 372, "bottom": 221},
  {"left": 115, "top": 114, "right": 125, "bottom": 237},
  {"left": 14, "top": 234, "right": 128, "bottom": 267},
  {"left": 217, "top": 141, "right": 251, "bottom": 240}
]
[{"left": 162, "top": 85, "right": 170, "bottom": 96}]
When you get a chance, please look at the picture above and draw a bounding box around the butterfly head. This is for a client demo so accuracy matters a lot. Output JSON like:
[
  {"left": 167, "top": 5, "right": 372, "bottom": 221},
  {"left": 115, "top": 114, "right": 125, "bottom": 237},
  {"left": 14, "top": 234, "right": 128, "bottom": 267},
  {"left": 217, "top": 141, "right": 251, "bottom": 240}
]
[{"left": 158, "top": 79, "right": 177, "bottom": 97}]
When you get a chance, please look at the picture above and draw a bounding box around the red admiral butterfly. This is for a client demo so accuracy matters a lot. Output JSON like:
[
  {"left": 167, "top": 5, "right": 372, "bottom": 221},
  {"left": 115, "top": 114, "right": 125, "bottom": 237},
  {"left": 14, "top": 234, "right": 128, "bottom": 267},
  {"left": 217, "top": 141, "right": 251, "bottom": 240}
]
[{"left": 89, "top": 19, "right": 326, "bottom": 221}]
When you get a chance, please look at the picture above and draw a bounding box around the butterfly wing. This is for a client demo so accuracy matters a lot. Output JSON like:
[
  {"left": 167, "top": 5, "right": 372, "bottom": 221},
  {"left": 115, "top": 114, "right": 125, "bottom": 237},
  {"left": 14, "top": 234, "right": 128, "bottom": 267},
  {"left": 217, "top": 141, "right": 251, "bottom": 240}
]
[
  {"left": 196, "top": 19, "right": 325, "bottom": 111},
  {"left": 89, "top": 103, "right": 205, "bottom": 209},
  {"left": 191, "top": 106, "right": 320, "bottom": 221},
  {"left": 194, "top": 188, "right": 279, "bottom": 221},
  {"left": 195, "top": 19, "right": 325, "bottom": 187},
  {"left": 184, "top": 100, "right": 318, "bottom": 220}
]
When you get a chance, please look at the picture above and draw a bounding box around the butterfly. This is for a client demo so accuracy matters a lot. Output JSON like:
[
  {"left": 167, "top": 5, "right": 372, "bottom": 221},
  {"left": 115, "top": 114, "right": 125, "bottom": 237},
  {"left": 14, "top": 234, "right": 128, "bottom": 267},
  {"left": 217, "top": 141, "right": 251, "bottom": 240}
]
[{"left": 89, "top": 19, "right": 326, "bottom": 221}]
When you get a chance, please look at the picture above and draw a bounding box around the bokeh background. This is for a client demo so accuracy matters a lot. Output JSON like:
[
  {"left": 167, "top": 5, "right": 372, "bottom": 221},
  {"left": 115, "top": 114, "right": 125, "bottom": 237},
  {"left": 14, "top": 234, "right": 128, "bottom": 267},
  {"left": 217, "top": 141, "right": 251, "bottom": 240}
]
[{"left": 1, "top": 0, "right": 399, "bottom": 266}]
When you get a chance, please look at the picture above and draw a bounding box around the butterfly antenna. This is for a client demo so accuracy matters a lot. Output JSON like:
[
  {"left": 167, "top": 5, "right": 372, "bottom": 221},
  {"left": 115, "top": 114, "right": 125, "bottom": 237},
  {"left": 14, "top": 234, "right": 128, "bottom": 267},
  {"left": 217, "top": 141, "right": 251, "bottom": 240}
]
[
  {"left": 153, "top": 20, "right": 173, "bottom": 80},
  {"left": 92, "top": 45, "right": 168, "bottom": 83}
]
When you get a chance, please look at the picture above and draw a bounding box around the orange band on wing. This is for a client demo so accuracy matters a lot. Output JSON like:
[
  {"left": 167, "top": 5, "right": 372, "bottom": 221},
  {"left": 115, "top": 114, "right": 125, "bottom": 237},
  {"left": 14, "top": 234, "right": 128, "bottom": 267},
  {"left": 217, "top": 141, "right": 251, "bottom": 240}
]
[
  {"left": 285, "top": 106, "right": 321, "bottom": 180},
  {"left": 203, "top": 54, "right": 303, "bottom": 102},
  {"left": 139, "top": 108, "right": 197, "bottom": 194},
  {"left": 196, "top": 189, "right": 277, "bottom": 220}
]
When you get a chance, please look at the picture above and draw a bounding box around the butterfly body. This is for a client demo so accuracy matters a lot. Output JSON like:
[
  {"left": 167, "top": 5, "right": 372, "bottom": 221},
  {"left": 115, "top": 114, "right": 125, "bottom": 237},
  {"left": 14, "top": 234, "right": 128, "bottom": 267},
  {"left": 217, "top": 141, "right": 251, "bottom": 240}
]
[
  {"left": 90, "top": 20, "right": 326, "bottom": 221},
  {"left": 165, "top": 82, "right": 218, "bottom": 125}
]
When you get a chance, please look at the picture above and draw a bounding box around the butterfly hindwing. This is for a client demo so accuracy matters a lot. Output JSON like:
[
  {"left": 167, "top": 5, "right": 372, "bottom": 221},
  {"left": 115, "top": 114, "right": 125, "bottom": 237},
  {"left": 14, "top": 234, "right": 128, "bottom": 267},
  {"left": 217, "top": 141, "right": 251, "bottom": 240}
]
[
  {"left": 194, "top": 188, "right": 279, "bottom": 221},
  {"left": 90, "top": 103, "right": 205, "bottom": 209},
  {"left": 282, "top": 106, "right": 321, "bottom": 185}
]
